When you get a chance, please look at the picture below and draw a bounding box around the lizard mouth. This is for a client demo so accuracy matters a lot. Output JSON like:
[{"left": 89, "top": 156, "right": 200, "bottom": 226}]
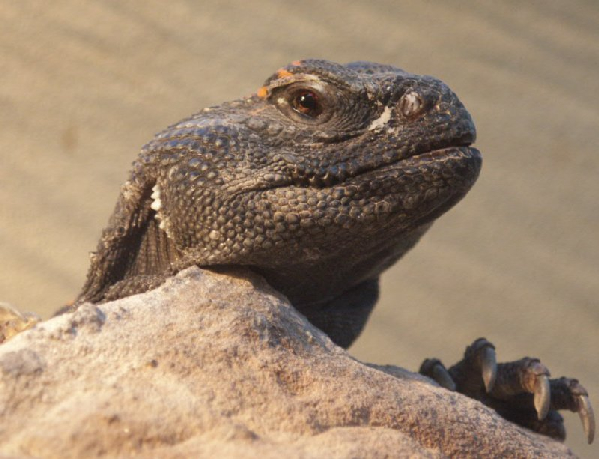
[
  {"left": 235, "top": 131, "right": 479, "bottom": 196},
  {"left": 384, "top": 145, "right": 481, "bottom": 179},
  {"left": 344, "top": 145, "right": 482, "bottom": 194},
  {"left": 287, "top": 133, "right": 479, "bottom": 189}
]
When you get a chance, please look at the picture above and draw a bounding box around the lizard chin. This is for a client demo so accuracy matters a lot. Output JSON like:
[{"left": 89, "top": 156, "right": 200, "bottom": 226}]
[
  {"left": 341, "top": 145, "right": 482, "bottom": 229},
  {"left": 399, "top": 146, "right": 482, "bottom": 226}
]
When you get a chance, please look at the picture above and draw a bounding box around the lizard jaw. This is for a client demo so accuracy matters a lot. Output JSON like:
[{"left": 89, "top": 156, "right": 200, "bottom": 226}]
[{"left": 284, "top": 142, "right": 480, "bottom": 190}]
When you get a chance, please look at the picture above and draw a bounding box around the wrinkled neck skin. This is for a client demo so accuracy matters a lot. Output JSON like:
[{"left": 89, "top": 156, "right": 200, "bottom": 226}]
[{"left": 253, "top": 222, "right": 434, "bottom": 308}]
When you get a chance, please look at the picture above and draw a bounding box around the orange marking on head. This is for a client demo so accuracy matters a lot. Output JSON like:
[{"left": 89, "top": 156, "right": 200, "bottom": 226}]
[
  {"left": 291, "top": 60, "right": 302, "bottom": 66},
  {"left": 257, "top": 86, "right": 268, "bottom": 98},
  {"left": 277, "top": 69, "right": 293, "bottom": 78}
]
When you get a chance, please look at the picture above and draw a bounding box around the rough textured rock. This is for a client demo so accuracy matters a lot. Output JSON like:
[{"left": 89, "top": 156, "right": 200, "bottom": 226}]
[{"left": 0, "top": 268, "right": 576, "bottom": 458}]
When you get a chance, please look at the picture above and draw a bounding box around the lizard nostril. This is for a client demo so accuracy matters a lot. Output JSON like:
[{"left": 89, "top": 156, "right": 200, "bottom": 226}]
[{"left": 398, "top": 91, "right": 424, "bottom": 119}]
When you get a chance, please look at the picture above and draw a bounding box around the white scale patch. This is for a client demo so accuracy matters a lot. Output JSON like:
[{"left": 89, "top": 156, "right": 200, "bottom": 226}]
[
  {"left": 368, "top": 106, "right": 392, "bottom": 131},
  {"left": 151, "top": 184, "right": 162, "bottom": 211},
  {"left": 150, "top": 184, "right": 170, "bottom": 232}
]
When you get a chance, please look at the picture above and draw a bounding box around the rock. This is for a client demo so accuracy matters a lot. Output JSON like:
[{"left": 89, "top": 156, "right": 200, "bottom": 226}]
[
  {"left": 0, "top": 302, "right": 40, "bottom": 343},
  {"left": 0, "top": 268, "right": 576, "bottom": 458}
]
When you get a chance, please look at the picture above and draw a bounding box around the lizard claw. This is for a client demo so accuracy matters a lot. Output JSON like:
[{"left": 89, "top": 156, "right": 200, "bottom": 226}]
[
  {"left": 481, "top": 345, "right": 497, "bottom": 393},
  {"left": 568, "top": 380, "right": 596, "bottom": 444},
  {"left": 578, "top": 393, "right": 595, "bottom": 444},
  {"left": 420, "top": 358, "right": 456, "bottom": 391},
  {"left": 420, "top": 339, "right": 594, "bottom": 443},
  {"left": 533, "top": 373, "right": 550, "bottom": 420}
]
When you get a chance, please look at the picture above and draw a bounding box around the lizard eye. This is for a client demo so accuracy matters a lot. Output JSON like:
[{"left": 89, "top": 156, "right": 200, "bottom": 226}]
[
  {"left": 291, "top": 90, "right": 323, "bottom": 118},
  {"left": 272, "top": 82, "right": 334, "bottom": 124}
]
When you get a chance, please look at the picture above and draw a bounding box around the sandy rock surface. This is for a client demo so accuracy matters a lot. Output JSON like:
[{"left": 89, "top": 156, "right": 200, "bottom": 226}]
[{"left": 0, "top": 268, "right": 575, "bottom": 458}]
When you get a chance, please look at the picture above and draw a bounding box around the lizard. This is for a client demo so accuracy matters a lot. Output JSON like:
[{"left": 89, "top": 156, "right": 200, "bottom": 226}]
[{"left": 9, "top": 59, "right": 595, "bottom": 444}]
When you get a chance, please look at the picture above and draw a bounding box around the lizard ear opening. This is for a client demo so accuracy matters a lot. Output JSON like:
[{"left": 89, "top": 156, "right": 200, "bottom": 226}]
[{"left": 76, "top": 178, "right": 179, "bottom": 304}]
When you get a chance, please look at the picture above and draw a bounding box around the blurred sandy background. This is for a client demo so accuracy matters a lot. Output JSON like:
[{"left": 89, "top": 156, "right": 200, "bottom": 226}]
[{"left": 1, "top": 1, "right": 597, "bottom": 456}]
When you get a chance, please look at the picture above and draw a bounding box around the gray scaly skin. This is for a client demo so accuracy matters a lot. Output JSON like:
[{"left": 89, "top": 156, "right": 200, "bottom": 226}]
[{"left": 75, "top": 60, "right": 594, "bottom": 444}]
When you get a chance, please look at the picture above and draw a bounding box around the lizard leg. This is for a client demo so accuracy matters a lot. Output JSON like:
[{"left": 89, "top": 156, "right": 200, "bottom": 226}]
[
  {"left": 303, "top": 278, "right": 379, "bottom": 349},
  {"left": 420, "top": 338, "right": 595, "bottom": 444}
]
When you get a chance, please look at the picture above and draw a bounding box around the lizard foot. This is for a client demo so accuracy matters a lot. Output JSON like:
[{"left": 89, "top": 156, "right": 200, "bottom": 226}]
[
  {"left": 0, "top": 302, "right": 41, "bottom": 343},
  {"left": 420, "top": 338, "right": 595, "bottom": 444}
]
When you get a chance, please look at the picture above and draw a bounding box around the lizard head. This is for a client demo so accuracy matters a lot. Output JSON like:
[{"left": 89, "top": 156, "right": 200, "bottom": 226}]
[
  {"left": 79, "top": 60, "right": 481, "bottom": 304},
  {"left": 144, "top": 60, "right": 481, "bottom": 260}
]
